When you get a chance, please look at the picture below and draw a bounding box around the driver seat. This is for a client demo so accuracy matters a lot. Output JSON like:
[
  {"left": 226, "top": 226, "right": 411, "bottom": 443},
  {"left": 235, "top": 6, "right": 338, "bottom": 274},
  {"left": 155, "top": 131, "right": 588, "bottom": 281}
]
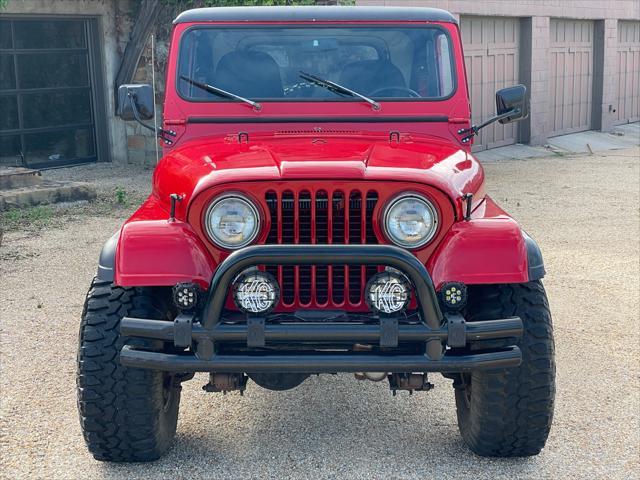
[
  {"left": 215, "top": 50, "right": 284, "bottom": 98},
  {"left": 338, "top": 59, "right": 406, "bottom": 96}
]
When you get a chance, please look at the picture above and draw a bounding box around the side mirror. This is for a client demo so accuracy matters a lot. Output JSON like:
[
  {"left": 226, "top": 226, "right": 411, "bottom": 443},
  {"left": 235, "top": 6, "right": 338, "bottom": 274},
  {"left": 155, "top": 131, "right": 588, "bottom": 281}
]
[
  {"left": 496, "top": 85, "right": 529, "bottom": 124},
  {"left": 117, "top": 84, "right": 154, "bottom": 121}
]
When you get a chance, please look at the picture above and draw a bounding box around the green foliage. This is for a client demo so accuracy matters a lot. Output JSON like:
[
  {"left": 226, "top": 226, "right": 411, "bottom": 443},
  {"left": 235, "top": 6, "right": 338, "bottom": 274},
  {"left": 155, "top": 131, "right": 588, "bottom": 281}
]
[
  {"left": 0, "top": 0, "right": 7, "bottom": 9},
  {"left": 161, "top": 0, "right": 354, "bottom": 7},
  {"left": 115, "top": 187, "right": 128, "bottom": 205},
  {"left": 0, "top": 205, "right": 54, "bottom": 231},
  {"left": 203, "top": 1, "right": 317, "bottom": 5}
]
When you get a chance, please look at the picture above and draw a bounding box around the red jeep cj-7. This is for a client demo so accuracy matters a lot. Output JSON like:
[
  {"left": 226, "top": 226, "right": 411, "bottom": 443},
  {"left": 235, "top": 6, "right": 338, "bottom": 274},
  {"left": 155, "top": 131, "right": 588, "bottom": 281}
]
[{"left": 77, "top": 6, "right": 555, "bottom": 462}]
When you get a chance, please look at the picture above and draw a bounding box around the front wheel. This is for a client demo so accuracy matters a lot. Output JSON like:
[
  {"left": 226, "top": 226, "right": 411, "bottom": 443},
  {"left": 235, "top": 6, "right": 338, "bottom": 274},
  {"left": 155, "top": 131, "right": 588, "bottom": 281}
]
[
  {"left": 76, "top": 279, "right": 181, "bottom": 462},
  {"left": 454, "top": 281, "right": 556, "bottom": 457}
]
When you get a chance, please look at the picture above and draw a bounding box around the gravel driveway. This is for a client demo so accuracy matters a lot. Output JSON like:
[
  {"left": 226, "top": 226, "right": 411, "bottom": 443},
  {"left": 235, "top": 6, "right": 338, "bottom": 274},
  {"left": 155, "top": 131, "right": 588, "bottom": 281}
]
[{"left": 1, "top": 148, "right": 638, "bottom": 479}]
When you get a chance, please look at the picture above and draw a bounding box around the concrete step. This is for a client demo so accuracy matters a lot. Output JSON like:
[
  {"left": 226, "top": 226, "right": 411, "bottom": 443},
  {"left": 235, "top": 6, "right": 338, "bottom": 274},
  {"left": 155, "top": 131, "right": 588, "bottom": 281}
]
[
  {"left": 0, "top": 167, "right": 43, "bottom": 190},
  {"left": 0, "top": 180, "right": 97, "bottom": 211}
]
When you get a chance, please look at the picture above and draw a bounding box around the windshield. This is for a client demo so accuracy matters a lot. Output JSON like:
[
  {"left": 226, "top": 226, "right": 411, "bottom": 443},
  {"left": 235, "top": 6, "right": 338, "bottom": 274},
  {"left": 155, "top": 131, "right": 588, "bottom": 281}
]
[{"left": 177, "top": 26, "right": 455, "bottom": 102}]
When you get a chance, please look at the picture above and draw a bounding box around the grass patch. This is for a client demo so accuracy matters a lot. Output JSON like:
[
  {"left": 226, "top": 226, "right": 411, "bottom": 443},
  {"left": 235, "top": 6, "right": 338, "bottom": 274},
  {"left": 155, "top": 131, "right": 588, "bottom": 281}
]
[
  {"left": 0, "top": 187, "right": 148, "bottom": 235},
  {"left": 0, "top": 205, "right": 55, "bottom": 231}
]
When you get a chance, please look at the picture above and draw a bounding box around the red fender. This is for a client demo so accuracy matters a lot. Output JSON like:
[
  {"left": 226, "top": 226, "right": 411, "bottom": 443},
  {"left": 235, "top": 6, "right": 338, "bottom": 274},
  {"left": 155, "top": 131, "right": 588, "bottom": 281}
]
[
  {"left": 115, "top": 219, "right": 215, "bottom": 288},
  {"left": 113, "top": 199, "right": 215, "bottom": 288},
  {"left": 427, "top": 197, "right": 535, "bottom": 288}
]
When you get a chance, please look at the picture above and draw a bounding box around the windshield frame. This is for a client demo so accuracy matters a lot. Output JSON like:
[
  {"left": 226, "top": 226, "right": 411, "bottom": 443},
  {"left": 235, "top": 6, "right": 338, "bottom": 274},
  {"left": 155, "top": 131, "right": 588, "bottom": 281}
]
[{"left": 174, "top": 24, "right": 458, "bottom": 104}]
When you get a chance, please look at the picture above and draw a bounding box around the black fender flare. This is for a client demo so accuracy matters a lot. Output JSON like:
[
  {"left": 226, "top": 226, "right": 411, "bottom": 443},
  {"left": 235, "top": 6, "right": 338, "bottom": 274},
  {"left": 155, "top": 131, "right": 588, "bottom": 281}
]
[
  {"left": 523, "top": 231, "right": 545, "bottom": 281},
  {"left": 96, "top": 232, "right": 119, "bottom": 282}
]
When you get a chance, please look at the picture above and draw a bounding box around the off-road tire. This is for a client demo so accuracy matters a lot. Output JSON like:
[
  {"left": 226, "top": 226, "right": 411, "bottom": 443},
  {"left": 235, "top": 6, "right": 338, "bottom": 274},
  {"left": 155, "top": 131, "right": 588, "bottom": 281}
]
[
  {"left": 454, "top": 280, "right": 555, "bottom": 457},
  {"left": 77, "top": 278, "right": 180, "bottom": 462}
]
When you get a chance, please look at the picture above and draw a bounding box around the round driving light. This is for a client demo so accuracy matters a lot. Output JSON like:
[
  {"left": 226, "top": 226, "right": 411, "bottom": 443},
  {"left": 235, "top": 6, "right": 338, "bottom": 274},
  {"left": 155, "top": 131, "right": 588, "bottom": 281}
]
[
  {"left": 366, "top": 271, "right": 411, "bottom": 315},
  {"left": 172, "top": 282, "right": 200, "bottom": 311},
  {"left": 205, "top": 194, "right": 260, "bottom": 249},
  {"left": 233, "top": 270, "right": 280, "bottom": 314},
  {"left": 384, "top": 194, "right": 438, "bottom": 249},
  {"left": 439, "top": 282, "right": 467, "bottom": 311}
]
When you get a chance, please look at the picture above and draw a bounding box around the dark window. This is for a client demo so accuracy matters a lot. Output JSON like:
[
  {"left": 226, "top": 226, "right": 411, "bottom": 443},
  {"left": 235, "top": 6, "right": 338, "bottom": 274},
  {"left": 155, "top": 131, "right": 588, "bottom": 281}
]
[
  {"left": 0, "top": 18, "right": 103, "bottom": 168},
  {"left": 13, "top": 20, "right": 86, "bottom": 49},
  {"left": 0, "top": 95, "right": 19, "bottom": 130},
  {"left": 177, "top": 26, "right": 456, "bottom": 102},
  {"left": 23, "top": 128, "right": 95, "bottom": 165},
  {"left": 17, "top": 53, "right": 89, "bottom": 89},
  {"left": 0, "top": 135, "right": 21, "bottom": 165},
  {"left": 21, "top": 90, "right": 93, "bottom": 129},
  {"left": 0, "top": 20, "right": 12, "bottom": 49},
  {"left": 0, "top": 54, "right": 16, "bottom": 90}
]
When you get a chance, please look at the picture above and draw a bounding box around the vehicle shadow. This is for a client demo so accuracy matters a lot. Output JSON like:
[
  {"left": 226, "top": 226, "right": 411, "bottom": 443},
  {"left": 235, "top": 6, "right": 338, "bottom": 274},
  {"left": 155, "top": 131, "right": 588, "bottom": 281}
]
[{"left": 97, "top": 373, "right": 542, "bottom": 479}]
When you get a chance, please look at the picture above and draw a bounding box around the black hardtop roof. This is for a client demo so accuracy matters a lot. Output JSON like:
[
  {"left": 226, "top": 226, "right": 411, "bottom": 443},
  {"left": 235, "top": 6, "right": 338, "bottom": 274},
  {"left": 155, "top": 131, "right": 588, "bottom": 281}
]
[{"left": 173, "top": 6, "right": 457, "bottom": 25}]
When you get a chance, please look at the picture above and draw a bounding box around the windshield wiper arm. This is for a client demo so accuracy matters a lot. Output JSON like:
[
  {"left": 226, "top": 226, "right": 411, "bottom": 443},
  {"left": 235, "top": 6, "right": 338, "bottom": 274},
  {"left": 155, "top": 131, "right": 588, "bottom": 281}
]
[
  {"left": 180, "top": 75, "right": 262, "bottom": 111},
  {"left": 299, "top": 71, "right": 380, "bottom": 111}
]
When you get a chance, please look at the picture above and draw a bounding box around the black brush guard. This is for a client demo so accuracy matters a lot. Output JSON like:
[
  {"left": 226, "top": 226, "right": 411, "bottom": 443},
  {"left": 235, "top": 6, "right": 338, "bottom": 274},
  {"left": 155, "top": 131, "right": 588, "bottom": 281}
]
[{"left": 119, "top": 245, "right": 523, "bottom": 373}]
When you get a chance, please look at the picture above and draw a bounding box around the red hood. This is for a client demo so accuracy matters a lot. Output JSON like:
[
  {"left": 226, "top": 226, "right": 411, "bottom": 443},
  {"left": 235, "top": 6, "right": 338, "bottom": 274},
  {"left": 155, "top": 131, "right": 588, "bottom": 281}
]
[{"left": 152, "top": 132, "right": 485, "bottom": 216}]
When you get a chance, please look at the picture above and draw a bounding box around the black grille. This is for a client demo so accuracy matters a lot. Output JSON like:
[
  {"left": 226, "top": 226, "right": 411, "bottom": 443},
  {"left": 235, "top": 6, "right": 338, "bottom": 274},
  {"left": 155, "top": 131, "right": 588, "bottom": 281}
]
[{"left": 265, "top": 189, "right": 379, "bottom": 307}]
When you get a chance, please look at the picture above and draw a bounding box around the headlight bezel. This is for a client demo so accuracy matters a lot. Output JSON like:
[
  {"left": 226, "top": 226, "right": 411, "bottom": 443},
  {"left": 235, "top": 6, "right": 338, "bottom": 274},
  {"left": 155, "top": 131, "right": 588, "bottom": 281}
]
[
  {"left": 382, "top": 193, "right": 439, "bottom": 249},
  {"left": 204, "top": 193, "right": 261, "bottom": 250}
]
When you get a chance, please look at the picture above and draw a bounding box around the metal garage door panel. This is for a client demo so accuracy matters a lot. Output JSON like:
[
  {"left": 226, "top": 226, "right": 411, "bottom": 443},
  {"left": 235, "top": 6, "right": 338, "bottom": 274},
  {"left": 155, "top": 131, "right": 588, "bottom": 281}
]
[
  {"left": 0, "top": 17, "right": 104, "bottom": 168},
  {"left": 615, "top": 21, "right": 640, "bottom": 124},
  {"left": 461, "top": 16, "right": 520, "bottom": 151},
  {"left": 548, "top": 19, "right": 594, "bottom": 137}
]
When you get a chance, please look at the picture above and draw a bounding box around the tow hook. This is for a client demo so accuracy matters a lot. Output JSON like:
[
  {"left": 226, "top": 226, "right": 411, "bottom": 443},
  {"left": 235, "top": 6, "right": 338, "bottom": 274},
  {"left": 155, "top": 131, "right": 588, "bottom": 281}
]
[
  {"left": 389, "top": 373, "right": 434, "bottom": 396},
  {"left": 202, "top": 373, "right": 248, "bottom": 395}
]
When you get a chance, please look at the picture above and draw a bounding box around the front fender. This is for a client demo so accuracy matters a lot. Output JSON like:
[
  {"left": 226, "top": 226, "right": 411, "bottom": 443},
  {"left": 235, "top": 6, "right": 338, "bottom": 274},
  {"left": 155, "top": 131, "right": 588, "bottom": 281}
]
[
  {"left": 113, "top": 219, "right": 215, "bottom": 288},
  {"left": 427, "top": 197, "right": 545, "bottom": 288}
]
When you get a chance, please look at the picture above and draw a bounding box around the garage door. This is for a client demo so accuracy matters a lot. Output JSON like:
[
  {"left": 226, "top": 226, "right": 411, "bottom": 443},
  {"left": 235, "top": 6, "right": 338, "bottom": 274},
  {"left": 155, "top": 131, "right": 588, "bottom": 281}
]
[
  {"left": 461, "top": 16, "right": 520, "bottom": 151},
  {"left": 548, "top": 19, "right": 594, "bottom": 137},
  {"left": 0, "top": 17, "right": 106, "bottom": 168},
  {"left": 615, "top": 21, "right": 640, "bottom": 125}
]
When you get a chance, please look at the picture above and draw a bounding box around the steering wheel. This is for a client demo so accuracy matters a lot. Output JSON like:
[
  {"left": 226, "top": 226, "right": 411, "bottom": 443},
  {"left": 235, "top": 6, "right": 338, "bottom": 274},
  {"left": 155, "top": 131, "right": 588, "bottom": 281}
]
[{"left": 369, "top": 86, "right": 421, "bottom": 98}]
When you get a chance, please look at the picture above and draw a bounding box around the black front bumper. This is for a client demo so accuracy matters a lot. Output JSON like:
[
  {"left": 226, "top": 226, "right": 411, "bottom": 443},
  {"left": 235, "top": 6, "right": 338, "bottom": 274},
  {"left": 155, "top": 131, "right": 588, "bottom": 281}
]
[{"left": 119, "top": 245, "right": 523, "bottom": 374}]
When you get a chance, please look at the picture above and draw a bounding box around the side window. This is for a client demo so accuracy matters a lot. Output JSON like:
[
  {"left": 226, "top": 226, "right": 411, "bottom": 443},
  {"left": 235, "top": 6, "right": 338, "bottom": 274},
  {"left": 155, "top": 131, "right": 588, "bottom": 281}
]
[{"left": 436, "top": 33, "right": 454, "bottom": 96}]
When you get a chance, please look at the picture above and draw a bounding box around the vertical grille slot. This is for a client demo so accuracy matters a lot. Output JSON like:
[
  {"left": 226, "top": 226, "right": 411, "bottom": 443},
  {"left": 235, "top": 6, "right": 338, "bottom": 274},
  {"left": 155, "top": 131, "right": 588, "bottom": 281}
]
[
  {"left": 365, "top": 190, "right": 379, "bottom": 281},
  {"left": 265, "top": 190, "right": 279, "bottom": 282},
  {"left": 264, "top": 186, "right": 378, "bottom": 309},
  {"left": 315, "top": 190, "right": 329, "bottom": 304},
  {"left": 348, "top": 191, "right": 362, "bottom": 304},
  {"left": 281, "top": 190, "right": 295, "bottom": 305},
  {"left": 299, "top": 191, "right": 312, "bottom": 305},
  {"left": 331, "top": 191, "right": 345, "bottom": 304}
]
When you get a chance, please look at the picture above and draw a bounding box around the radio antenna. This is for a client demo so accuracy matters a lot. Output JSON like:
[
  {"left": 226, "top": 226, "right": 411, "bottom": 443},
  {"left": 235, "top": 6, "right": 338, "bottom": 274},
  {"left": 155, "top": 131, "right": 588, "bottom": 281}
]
[{"left": 151, "top": 33, "right": 160, "bottom": 165}]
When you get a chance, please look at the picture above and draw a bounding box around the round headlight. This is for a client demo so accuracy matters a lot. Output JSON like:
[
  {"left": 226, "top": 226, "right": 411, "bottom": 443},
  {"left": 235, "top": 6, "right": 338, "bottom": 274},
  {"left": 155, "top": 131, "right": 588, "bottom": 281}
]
[
  {"left": 383, "top": 194, "right": 438, "bottom": 249},
  {"left": 205, "top": 194, "right": 260, "bottom": 249}
]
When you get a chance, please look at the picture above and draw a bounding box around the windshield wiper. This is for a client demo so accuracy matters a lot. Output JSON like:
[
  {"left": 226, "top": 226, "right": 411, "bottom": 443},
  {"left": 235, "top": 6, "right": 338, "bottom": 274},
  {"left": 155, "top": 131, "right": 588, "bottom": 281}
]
[
  {"left": 299, "top": 71, "right": 380, "bottom": 111},
  {"left": 180, "top": 75, "right": 262, "bottom": 111}
]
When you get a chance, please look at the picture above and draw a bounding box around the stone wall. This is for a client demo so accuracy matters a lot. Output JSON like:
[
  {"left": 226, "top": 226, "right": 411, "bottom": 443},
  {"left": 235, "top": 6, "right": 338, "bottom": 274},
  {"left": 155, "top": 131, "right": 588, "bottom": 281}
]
[{"left": 125, "top": 36, "right": 169, "bottom": 166}]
